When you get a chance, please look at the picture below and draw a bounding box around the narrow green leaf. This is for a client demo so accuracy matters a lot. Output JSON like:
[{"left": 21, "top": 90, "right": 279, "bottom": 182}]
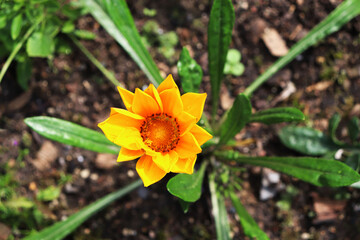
[
  {"left": 328, "top": 113, "right": 342, "bottom": 144},
  {"left": 278, "top": 126, "right": 338, "bottom": 156},
  {"left": 208, "top": 0, "right": 235, "bottom": 118},
  {"left": 24, "top": 116, "right": 120, "bottom": 154},
  {"left": 61, "top": 21, "right": 75, "bottom": 33},
  {"left": 16, "top": 57, "right": 32, "bottom": 90},
  {"left": 243, "top": 0, "right": 360, "bottom": 96},
  {"left": 228, "top": 189, "right": 269, "bottom": 240},
  {"left": 348, "top": 117, "right": 360, "bottom": 143},
  {"left": 37, "top": 186, "right": 61, "bottom": 202},
  {"left": 250, "top": 107, "right": 305, "bottom": 124},
  {"left": 167, "top": 162, "right": 207, "bottom": 202},
  {"left": 209, "top": 172, "right": 231, "bottom": 240},
  {"left": 23, "top": 179, "right": 142, "bottom": 240},
  {"left": 78, "top": 0, "right": 162, "bottom": 86},
  {"left": 74, "top": 29, "right": 96, "bottom": 40},
  {"left": 11, "top": 13, "right": 23, "bottom": 40},
  {"left": 219, "top": 94, "right": 251, "bottom": 145},
  {"left": 177, "top": 47, "right": 203, "bottom": 93},
  {"left": 26, "top": 32, "right": 54, "bottom": 57},
  {"left": 345, "top": 153, "right": 360, "bottom": 172},
  {"left": 215, "top": 150, "right": 360, "bottom": 187}
]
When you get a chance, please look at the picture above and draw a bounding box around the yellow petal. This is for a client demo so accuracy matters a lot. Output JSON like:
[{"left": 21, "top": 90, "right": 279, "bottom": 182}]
[
  {"left": 159, "top": 88, "right": 183, "bottom": 117},
  {"left": 98, "top": 108, "right": 144, "bottom": 142},
  {"left": 177, "top": 111, "right": 197, "bottom": 136},
  {"left": 171, "top": 155, "right": 196, "bottom": 174},
  {"left": 144, "top": 84, "right": 163, "bottom": 112},
  {"left": 117, "top": 87, "right": 134, "bottom": 111},
  {"left": 117, "top": 148, "right": 144, "bottom": 162},
  {"left": 157, "top": 74, "right": 178, "bottom": 94},
  {"left": 136, "top": 155, "right": 167, "bottom": 187},
  {"left": 113, "top": 127, "right": 143, "bottom": 150},
  {"left": 152, "top": 150, "right": 178, "bottom": 173},
  {"left": 190, "top": 124, "right": 213, "bottom": 146},
  {"left": 175, "top": 132, "right": 201, "bottom": 158},
  {"left": 181, "top": 93, "right": 207, "bottom": 121},
  {"left": 132, "top": 88, "right": 161, "bottom": 117}
]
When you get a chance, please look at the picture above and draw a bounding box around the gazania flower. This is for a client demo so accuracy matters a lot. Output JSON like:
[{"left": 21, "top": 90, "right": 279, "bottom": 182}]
[{"left": 98, "top": 74, "right": 212, "bottom": 187}]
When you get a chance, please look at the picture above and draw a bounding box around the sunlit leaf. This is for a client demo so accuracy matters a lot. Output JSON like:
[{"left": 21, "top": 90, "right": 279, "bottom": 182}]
[
  {"left": 24, "top": 116, "right": 120, "bottom": 154},
  {"left": 11, "top": 13, "right": 22, "bottom": 40},
  {"left": 26, "top": 32, "right": 54, "bottom": 57}
]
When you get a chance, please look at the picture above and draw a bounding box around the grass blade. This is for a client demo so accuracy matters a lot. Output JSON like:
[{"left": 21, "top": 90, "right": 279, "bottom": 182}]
[
  {"left": 243, "top": 0, "right": 360, "bottom": 96},
  {"left": 78, "top": 0, "right": 162, "bottom": 86},
  {"left": 23, "top": 179, "right": 142, "bottom": 240}
]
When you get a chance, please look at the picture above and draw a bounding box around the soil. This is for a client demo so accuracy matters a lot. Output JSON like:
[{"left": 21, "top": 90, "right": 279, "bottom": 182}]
[{"left": 1, "top": 0, "right": 360, "bottom": 239}]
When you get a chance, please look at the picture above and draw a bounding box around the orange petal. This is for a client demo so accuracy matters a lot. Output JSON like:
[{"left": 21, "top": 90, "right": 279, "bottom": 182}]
[
  {"left": 132, "top": 88, "right": 161, "bottom": 117},
  {"left": 171, "top": 155, "right": 197, "bottom": 174},
  {"left": 144, "top": 84, "right": 163, "bottom": 112},
  {"left": 117, "top": 148, "right": 144, "bottom": 162},
  {"left": 98, "top": 108, "right": 144, "bottom": 142},
  {"left": 181, "top": 93, "right": 207, "bottom": 121},
  {"left": 190, "top": 124, "right": 213, "bottom": 146},
  {"left": 136, "top": 155, "right": 167, "bottom": 187},
  {"left": 159, "top": 88, "right": 183, "bottom": 117},
  {"left": 157, "top": 74, "right": 178, "bottom": 94},
  {"left": 113, "top": 127, "right": 143, "bottom": 150},
  {"left": 175, "top": 132, "right": 202, "bottom": 158},
  {"left": 117, "top": 87, "right": 134, "bottom": 111},
  {"left": 152, "top": 150, "right": 178, "bottom": 173},
  {"left": 177, "top": 111, "right": 197, "bottom": 136}
]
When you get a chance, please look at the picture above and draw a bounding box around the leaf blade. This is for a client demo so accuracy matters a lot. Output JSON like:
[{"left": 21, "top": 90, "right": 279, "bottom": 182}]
[
  {"left": 23, "top": 180, "right": 142, "bottom": 240},
  {"left": 219, "top": 94, "right": 251, "bottom": 145},
  {"left": 24, "top": 116, "right": 120, "bottom": 154},
  {"left": 208, "top": 0, "right": 235, "bottom": 117},
  {"left": 250, "top": 107, "right": 305, "bottom": 124},
  {"left": 215, "top": 151, "right": 360, "bottom": 187}
]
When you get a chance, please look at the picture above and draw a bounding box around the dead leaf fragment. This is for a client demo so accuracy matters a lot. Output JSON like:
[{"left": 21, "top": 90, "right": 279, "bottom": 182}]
[
  {"left": 31, "top": 141, "right": 59, "bottom": 171},
  {"left": 95, "top": 153, "right": 117, "bottom": 170},
  {"left": 306, "top": 81, "right": 333, "bottom": 93},
  {"left": 0, "top": 223, "right": 11, "bottom": 240},
  {"left": 262, "top": 28, "right": 289, "bottom": 57}
]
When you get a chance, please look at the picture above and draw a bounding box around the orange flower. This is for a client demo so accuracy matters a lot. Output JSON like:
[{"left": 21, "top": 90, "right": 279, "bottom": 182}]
[{"left": 98, "top": 75, "right": 212, "bottom": 187}]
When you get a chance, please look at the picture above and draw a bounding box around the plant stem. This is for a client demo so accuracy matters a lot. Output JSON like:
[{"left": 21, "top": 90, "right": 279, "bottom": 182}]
[
  {"left": 70, "top": 35, "right": 123, "bottom": 87},
  {"left": 0, "top": 17, "right": 43, "bottom": 84},
  {"left": 243, "top": 0, "right": 360, "bottom": 97}
]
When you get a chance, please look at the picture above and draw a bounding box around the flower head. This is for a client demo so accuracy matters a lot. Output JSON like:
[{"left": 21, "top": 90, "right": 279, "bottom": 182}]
[{"left": 98, "top": 75, "right": 212, "bottom": 186}]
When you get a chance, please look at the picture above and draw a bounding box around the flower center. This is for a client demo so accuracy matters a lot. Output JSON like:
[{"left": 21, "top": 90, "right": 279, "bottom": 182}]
[{"left": 140, "top": 113, "right": 180, "bottom": 152}]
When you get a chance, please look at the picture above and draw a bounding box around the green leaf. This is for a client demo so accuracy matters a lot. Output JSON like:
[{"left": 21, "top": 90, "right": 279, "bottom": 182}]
[
  {"left": 278, "top": 126, "right": 338, "bottom": 156},
  {"left": 179, "top": 199, "right": 190, "bottom": 213},
  {"left": 24, "top": 116, "right": 120, "bottom": 154},
  {"left": 177, "top": 47, "right": 203, "bottom": 93},
  {"left": 328, "top": 113, "right": 342, "bottom": 144},
  {"left": 74, "top": 29, "right": 96, "bottom": 40},
  {"left": 11, "top": 13, "right": 23, "bottom": 40},
  {"left": 226, "top": 49, "right": 241, "bottom": 64},
  {"left": 243, "top": 0, "right": 360, "bottom": 97},
  {"left": 219, "top": 94, "right": 251, "bottom": 145},
  {"left": 78, "top": 0, "right": 162, "bottom": 86},
  {"left": 345, "top": 153, "right": 360, "bottom": 172},
  {"left": 23, "top": 179, "right": 142, "bottom": 240},
  {"left": 26, "top": 32, "right": 54, "bottom": 57},
  {"left": 215, "top": 150, "right": 360, "bottom": 187},
  {"left": 209, "top": 172, "right": 231, "bottom": 240},
  {"left": 5, "top": 197, "right": 34, "bottom": 209},
  {"left": 61, "top": 21, "right": 75, "bottom": 33},
  {"left": 167, "top": 162, "right": 207, "bottom": 202},
  {"left": 0, "top": 15, "right": 7, "bottom": 29},
  {"left": 228, "top": 189, "right": 269, "bottom": 240},
  {"left": 208, "top": 0, "right": 235, "bottom": 117},
  {"left": 37, "top": 186, "right": 61, "bottom": 201},
  {"left": 16, "top": 57, "right": 32, "bottom": 90},
  {"left": 224, "top": 62, "right": 244, "bottom": 76},
  {"left": 250, "top": 107, "right": 305, "bottom": 124},
  {"left": 348, "top": 117, "right": 359, "bottom": 143}
]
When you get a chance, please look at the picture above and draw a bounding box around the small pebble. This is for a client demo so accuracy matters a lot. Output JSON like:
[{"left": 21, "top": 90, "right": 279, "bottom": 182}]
[{"left": 80, "top": 169, "right": 90, "bottom": 179}]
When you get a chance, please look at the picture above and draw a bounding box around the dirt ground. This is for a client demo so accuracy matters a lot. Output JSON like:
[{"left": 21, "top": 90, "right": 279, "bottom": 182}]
[{"left": 1, "top": 0, "right": 360, "bottom": 239}]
